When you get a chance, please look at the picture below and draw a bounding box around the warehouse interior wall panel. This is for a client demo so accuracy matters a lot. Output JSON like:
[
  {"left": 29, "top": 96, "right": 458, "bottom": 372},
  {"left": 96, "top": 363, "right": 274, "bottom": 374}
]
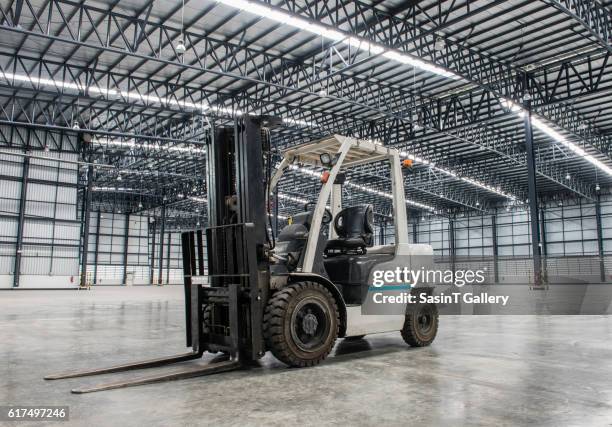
[
  {"left": 0, "top": 144, "right": 80, "bottom": 288},
  {"left": 85, "top": 212, "right": 185, "bottom": 286}
]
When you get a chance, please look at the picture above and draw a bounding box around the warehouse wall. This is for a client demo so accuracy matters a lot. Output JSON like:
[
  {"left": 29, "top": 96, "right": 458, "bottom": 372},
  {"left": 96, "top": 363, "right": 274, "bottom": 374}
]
[
  {"left": 84, "top": 212, "right": 184, "bottom": 286},
  {"left": 0, "top": 148, "right": 80, "bottom": 288},
  {"left": 411, "top": 195, "right": 612, "bottom": 282},
  {"left": 149, "top": 226, "right": 184, "bottom": 285}
]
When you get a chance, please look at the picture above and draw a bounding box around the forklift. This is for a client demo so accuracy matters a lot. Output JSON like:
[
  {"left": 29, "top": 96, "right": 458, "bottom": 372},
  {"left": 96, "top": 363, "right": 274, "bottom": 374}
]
[{"left": 45, "top": 118, "right": 437, "bottom": 393}]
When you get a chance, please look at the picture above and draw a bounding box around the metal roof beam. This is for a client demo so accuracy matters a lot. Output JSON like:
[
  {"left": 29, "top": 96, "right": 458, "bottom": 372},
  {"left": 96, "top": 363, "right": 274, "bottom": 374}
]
[
  {"left": 226, "top": 0, "right": 612, "bottom": 162},
  {"left": 546, "top": 0, "right": 612, "bottom": 54}
]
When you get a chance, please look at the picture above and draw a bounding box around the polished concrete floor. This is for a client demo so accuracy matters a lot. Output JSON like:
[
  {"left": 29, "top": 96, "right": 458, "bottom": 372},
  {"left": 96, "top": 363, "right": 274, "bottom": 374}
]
[{"left": 1, "top": 286, "right": 612, "bottom": 427}]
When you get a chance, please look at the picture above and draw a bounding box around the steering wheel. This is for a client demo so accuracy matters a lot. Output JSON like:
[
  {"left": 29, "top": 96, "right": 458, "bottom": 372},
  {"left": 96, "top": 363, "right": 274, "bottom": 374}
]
[{"left": 304, "top": 202, "right": 333, "bottom": 225}]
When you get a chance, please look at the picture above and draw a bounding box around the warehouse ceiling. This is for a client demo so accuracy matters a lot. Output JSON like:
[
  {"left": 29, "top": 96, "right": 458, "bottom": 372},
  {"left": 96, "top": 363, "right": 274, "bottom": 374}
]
[{"left": 0, "top": 0, "right": 610, "bottom": 227}]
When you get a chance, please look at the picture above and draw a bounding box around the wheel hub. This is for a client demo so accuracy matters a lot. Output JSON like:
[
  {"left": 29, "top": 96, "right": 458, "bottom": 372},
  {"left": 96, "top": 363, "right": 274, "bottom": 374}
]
[
  {"left": 302, "top": 312, "right": 318, "bottom": 335},
  {"left": 290, "top": 299, "right": 330, "bottom": 352}
]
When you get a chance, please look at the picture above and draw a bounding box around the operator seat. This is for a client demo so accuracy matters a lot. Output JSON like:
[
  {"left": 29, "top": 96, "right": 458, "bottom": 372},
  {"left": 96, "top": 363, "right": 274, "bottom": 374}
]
[
  {"left": 325, "top": 205, "right": 374, "bottom": 255},
  {"left": 271, "top": 209, "right": 328, "bottom": 278}
]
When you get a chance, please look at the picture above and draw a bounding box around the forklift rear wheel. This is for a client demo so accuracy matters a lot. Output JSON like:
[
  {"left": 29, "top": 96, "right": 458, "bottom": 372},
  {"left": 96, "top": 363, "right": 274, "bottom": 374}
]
[
  {"left": 264, "top": 281, "right": 339, "bottom": 367},
  {"left": 401, "top": 303, "right": 438, "bottom": 347}
]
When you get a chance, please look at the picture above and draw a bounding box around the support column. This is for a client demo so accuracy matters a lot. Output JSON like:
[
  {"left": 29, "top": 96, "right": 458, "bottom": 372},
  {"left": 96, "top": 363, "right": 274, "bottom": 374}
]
[
  {"left": 492, "top": 214, "right": 499, "bottom": 283},
  {"left": 150, "top": 222, "right": 156, "bottom": 285},
  {"left": 539, "top": 208, "right": 548, "bottom": 257},
  {"left": 166, "top": 231, "right": 171, "bottom": 285},
  {"left": 13, "top": 156, "right": 30, "bottom": 288},
  {"left": 524, "top": 102, "right": 543, "bottom": 288},
  {"left": 157, "top": 205, "right": 166, "bottom": 285},
  {"left": 80, "top": 160, "right": 94, "bottom": 288},
  {"left": 122, "top": 213, "right": 130, "bottom": 285},
  {"left": 449, "top": 218, "right": 456, "bottom": 273},
  {"left": 379, "top": 221, "right": 386, "bottom": 245},
  {"left": 540, "top": 207, "right": 548, "bottom": 281},
  {"left": 596, "top": 194, "right": 606, "bottom": 282},
  {"left": 412, "top": 220, "right": 418, "bottom": 244},
  {"left": 93, "top": 211, "right": 101, "bottom": 284}
]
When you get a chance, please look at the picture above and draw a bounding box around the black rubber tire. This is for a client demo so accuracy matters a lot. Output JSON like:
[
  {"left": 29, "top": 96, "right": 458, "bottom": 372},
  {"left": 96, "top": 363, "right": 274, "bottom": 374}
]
[
  {"left": 401, "top": 303, "right": 439, "bottom": 347},
  {"left": 264, "top": 281, "right": 339, "bottom": 367}
]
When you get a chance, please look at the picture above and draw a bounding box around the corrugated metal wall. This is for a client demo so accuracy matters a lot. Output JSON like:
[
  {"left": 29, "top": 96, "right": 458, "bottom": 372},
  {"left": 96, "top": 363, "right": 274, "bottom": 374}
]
[
  {"left": 150, "top": 228, "right": 184, "bottom": 285},
  {"left": 413, "top": 196, "right": 612, "bottom": 258},
  {"left": 85, "top": 212, "right": 185, "bottom": 285},
  {"left": 0, "top": 148, "right": 80, "bottom": 286},
  {"left": 410, "top": 195, "right": 612, "bottom": 280}
]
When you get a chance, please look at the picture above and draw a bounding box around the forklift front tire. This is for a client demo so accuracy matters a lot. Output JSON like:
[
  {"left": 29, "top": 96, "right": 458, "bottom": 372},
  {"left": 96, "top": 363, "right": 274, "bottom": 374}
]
[
  {"left": 264, "top": 281, "right": 339, "bottom": 367},
  {"left": 401, "top": 303, "right": 439, "bottom": 347}
]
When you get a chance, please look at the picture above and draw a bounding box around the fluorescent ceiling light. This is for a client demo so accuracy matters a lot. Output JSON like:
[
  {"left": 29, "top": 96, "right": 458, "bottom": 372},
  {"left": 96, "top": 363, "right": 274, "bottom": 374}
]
[
  {"left": 1, "top": 62, "right": 513, "bottom": 201},
  {"left": 93, "top": 186, "right": 138, "bottom": 192},
  {"left": 278, "top": 193, "right": 309, "bottom": 204},
  {"left": 215, "top": 0, "right": 459, "bottom": 80},
  {"left": 0, "top": 71, "right": 211, "bottom": 112},
  {"left": 381, "top": 51, "right": 458, "bottom": 79},
  {"left": 283, "top": 117, "right": 318, "bottom": 128},
  {"left": 502, "top": 98, "right": 612, "bottom": 178},
  {"left": 189, "top": 196, "right": 207, "bottom": 202},
  {"left": 399, "top": 151, "right": 516, "bottom": 200},
  {"left": 287, "top": 163, "right": 436, "bottom": 211},
  {"left": 95, "top": 138, "right": 206, "bottom": 154}
]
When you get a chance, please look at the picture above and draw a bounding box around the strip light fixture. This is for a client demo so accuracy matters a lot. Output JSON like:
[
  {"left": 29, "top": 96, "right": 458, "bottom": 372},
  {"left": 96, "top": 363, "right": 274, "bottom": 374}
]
[
  {"left": 502, "top": 99, "right": 612, "bottom": 178},
  {"left": 218, "top": 1, "right": 609, "bottom": 193},
  {"left": 398, "top": 150, "right": 518, "bottom": 200},
  {"left": 0, "top": 66, "right": 517, "bottom": 200},
  {"left": 215, "top": 0, "right": 459, "bottom": 79},
  {"left": 94, "top": 138, "right": 207, "bottom": 154},
  {"left": 287, "top": 164, "right": 437, "bottom": 212}
]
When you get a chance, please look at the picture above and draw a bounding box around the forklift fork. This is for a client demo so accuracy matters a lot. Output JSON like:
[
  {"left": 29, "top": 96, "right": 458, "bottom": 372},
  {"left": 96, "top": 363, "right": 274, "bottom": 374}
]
[
  {"left": 45, "top": 352, "right": 241, "bottom": 394},
  {"left": 44, "top": 225, "right": 259, "bottom": 394}
]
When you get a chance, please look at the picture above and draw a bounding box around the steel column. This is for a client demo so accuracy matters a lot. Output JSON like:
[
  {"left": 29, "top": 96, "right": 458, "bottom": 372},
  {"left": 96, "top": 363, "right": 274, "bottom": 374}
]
[
  {"left": 596, "top": 194, "right": 606, "bottom": 282},
  {"left": 540, "top": 207, "right": 548, "bottom": 281},
  {"left": 79, "top": 164, "right": 94, "bottom": 288},
  {"left": 122, "top": 213, "right": 130, "bottom": 285},
  {"left": 491, "top": 214, "right": 499, "bottom": 283},
  {"left": 166, "top": 231, "right": 171, "bottom": 285},
  {"left": 150, "top": 221, "right": 156, "bottom": 285},
  {"left": 412, "top": 220, "right": 418, "bottom": 244},
  {"left": 524, "top": 102, "right": 543, "bottom": 288},
  {"left": 158, "top": 205, "right": 166, "bottom": 285},
  {"left": 13, "top": 155, "right": 30, "bottom": 288},
  {"left": 540, "top": 208, "right": 548, "bottom": 257},
  {"left": 449, "top": 218, "right": 456, "bottom": 273},
  {"left": 93, "top": 211, "right": 101, "bottom": 285}
]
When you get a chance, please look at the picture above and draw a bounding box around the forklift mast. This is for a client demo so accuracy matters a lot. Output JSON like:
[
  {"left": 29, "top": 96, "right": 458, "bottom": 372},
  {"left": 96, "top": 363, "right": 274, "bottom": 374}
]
[
  {"left": 182, "top": 117, "right": 271, "bottom": 361},
  {"left": 44, "top": 118, "right": 273, "bottom": 393}
]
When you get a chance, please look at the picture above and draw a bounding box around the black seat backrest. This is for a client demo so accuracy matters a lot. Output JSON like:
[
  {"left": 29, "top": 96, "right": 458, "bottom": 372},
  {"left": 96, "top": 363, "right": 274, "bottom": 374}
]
[
  {"left": 325, "top": 205, "right": 374, "bottom": 255},
  {"left": 334, "top": 205, "right": 374, "bottom": 244}
]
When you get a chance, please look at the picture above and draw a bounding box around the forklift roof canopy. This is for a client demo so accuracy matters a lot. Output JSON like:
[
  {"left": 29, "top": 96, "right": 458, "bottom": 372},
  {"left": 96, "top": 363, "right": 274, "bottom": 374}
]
[{"left": 284, "top": 135, "right": 398, "bottom": 169}]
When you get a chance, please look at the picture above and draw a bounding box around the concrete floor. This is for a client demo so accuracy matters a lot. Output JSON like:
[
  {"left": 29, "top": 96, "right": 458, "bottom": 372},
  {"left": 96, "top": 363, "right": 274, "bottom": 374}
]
[{"left": 1, "top": 287, "right": 612, "bottom": 427}]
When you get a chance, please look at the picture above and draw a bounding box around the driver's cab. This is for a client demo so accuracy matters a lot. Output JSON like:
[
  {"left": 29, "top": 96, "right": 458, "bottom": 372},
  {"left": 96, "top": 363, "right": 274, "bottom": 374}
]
[{"left": 270, "top": 135, "right": 421, "bottom": 304}]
